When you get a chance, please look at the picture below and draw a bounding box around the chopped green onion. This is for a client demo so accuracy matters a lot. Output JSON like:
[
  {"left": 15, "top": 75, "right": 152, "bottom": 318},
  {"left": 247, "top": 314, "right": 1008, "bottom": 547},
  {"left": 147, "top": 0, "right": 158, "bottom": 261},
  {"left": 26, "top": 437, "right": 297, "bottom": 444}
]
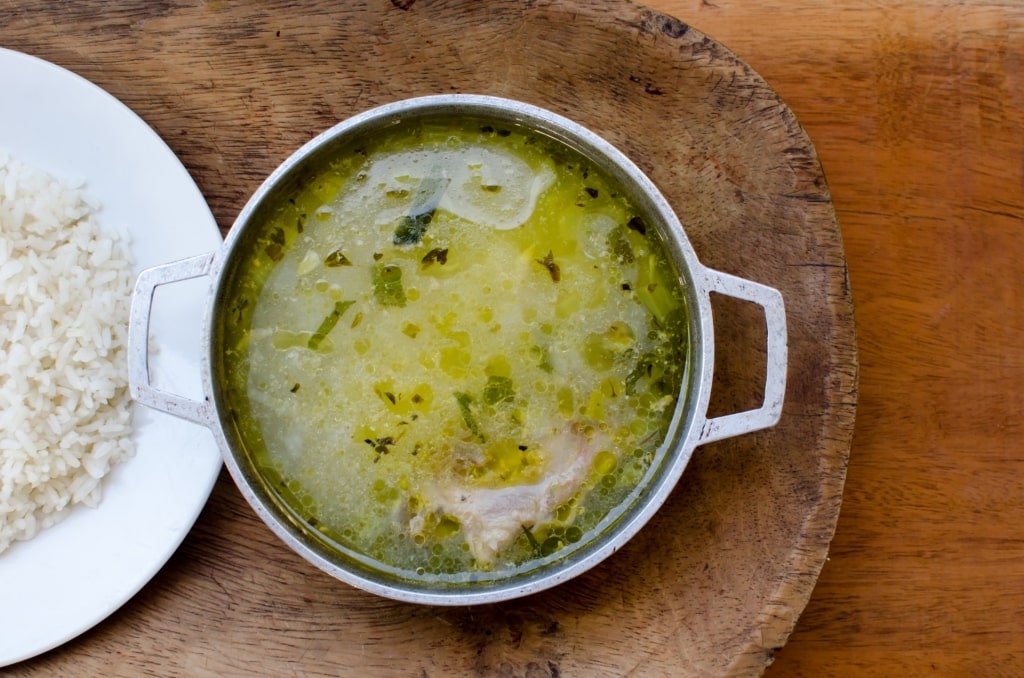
[
  {"left": 635, "top": 254, "right": 678, "bottom": 326},
  {"left": 454, "top": 392, "right": 485, "bottom": 442},
  {"left": 372, "top": 263, "right": 407, "bottom": 307},
  {"left": 308, "top": 300, "right": 355, "bottom": 349},
  {"left": 522, "top": 525, "right": 542, "bottom": 556},
  {"left": 608, "top": 226, "right": 635, "bottom": 264}
]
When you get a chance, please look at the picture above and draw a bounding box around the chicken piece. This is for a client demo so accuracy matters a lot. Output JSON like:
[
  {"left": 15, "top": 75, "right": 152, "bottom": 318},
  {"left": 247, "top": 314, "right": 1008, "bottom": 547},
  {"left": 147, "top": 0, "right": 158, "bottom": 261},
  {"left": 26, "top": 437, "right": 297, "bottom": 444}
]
[{"left": 418, "top": 423, "right": 608, "bottom": 565}]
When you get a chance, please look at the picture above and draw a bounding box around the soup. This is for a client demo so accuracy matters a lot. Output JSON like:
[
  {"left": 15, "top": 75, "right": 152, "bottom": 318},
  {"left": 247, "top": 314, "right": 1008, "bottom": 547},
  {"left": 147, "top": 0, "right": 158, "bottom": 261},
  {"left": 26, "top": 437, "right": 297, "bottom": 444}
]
[{"left": 217, "top": 117, "right": 688, "bottom": 582}]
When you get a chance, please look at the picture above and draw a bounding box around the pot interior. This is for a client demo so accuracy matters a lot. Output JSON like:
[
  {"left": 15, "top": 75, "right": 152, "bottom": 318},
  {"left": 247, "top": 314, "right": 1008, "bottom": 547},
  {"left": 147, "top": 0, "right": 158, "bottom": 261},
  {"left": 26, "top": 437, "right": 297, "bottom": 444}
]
[{"left": 208, "top": 97, "right": 706, "bottom": 602}]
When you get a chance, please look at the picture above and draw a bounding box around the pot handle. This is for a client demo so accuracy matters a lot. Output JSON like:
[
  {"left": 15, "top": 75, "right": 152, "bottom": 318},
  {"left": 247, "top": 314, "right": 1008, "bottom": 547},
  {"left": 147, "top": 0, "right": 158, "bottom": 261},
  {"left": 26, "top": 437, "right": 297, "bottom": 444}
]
[
  {"left": 128, "top": 252, "right": 216, "bottom": 427},
  {"left": 696, "top": 268, "right": 788, "bottom": 445}
]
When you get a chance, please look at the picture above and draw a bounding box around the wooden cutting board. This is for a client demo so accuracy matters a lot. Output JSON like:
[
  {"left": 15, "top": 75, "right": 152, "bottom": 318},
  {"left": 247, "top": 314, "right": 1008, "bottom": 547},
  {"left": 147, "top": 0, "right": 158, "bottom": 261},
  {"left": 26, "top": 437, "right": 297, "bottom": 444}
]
[{"left": 3, "top": 1, "right": 856, "bottom": 675}]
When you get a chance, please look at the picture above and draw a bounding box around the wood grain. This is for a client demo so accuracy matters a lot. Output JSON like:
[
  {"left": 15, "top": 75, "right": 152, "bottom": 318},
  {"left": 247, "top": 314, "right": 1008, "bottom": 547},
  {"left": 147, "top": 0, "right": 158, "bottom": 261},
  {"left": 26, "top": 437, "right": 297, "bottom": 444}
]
[
  {"left": 5, "top": 0, "right": 1015, "bottom": 674},
  {"left": 669, "top": 1, "right": 1024, "bottom": 675}
]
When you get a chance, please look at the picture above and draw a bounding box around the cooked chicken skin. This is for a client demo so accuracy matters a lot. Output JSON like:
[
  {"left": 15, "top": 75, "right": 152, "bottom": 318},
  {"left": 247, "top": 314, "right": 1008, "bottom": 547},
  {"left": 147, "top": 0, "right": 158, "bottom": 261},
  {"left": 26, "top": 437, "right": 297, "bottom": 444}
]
[{"left": 418, "top": 423, "right": 608, "bottom": 565}]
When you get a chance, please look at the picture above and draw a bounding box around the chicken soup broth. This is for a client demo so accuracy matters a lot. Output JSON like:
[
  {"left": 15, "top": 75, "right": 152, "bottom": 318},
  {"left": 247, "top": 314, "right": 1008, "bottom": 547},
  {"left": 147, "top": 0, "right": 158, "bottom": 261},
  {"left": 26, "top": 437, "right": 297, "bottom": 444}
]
[{"left": 218, "top": 118, "right": 689, "bottom": 581}]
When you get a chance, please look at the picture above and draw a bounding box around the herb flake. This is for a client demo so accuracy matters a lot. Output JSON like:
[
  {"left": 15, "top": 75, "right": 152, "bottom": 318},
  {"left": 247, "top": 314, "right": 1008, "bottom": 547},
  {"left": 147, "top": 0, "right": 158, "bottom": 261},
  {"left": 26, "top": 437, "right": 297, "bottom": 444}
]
[
  {"left": 393, "top": 211, "right": 434, "bottom": 245},
  {"left": 392, "top": 174, "right": 450, "bottom": 245},
  {"left": 535, "top": 250, "right": 561, "bottom": 282},
  {"left": 324, "top": 249, "right": 352, "bottom": 267},
  {"left": 421, "top": 247, "right": 449, "bottom": 267},
  {"left": 365, "top": 436, "right": 396, "bottom": 461},
  {"left": 627, "top": 216, "right": 647, "bottom": 236}
]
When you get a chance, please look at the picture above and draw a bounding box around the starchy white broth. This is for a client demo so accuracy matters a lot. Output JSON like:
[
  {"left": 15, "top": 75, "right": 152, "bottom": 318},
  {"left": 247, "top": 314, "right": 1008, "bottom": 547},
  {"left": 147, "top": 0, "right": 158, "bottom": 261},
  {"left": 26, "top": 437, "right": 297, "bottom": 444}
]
[
  {"left": 220, "top": 120, "right": 688, "bottom": 579},
  {"left": 0, "top": 152, "right": 135, "bottom": 554}
]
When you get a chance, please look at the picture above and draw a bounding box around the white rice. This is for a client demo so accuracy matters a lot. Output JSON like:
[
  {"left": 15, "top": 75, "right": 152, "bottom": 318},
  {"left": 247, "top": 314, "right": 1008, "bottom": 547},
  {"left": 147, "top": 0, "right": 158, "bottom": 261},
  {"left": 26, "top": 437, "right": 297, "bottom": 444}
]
[{"left": 0, "top": 151, "right": 135, "bottom": 554}]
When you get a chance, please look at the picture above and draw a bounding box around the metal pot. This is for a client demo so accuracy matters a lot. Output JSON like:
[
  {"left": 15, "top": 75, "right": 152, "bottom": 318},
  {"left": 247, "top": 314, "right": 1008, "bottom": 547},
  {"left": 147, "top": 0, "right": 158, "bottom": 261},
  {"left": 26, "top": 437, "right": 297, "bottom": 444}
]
[{"left": 128, "top": 95, "right": 787, "bottom": 605}]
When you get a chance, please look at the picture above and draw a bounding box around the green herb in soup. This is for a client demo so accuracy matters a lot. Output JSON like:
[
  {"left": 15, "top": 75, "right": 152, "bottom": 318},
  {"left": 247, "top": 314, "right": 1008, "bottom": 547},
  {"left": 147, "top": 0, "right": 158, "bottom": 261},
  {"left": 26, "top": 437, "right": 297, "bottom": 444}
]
[{"left": 219, "top": 119, "right": 689, "bottom": 581}]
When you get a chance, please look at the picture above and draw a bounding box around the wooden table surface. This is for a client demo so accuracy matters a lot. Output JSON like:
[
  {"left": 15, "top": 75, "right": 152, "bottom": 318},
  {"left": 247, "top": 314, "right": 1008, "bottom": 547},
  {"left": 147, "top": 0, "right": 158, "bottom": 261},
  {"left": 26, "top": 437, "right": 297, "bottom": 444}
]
[
  {"left": 2, "top": 0, "right": 1022, "bottom": 675},
  {"left": 691, "top": 0, "right": 1024, "bottom": 674},
  {"left": 685, "top": 1, "right": 1024, "bottom": 674}
]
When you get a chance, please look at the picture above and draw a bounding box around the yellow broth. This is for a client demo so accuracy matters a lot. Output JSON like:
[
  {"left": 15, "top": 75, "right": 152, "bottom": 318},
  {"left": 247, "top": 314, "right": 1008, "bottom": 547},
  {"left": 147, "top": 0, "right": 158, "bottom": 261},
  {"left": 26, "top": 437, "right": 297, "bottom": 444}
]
[{"left": 218, "top": 118, "right": 689, "bottom": 581}]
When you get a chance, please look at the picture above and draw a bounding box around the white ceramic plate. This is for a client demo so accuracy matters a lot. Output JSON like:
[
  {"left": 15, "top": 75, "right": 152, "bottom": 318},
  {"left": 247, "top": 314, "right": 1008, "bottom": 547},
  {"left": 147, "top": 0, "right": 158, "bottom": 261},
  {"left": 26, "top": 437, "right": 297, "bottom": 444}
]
[{"left": 0, "top": 48, "right": 223, "bottom": 666}]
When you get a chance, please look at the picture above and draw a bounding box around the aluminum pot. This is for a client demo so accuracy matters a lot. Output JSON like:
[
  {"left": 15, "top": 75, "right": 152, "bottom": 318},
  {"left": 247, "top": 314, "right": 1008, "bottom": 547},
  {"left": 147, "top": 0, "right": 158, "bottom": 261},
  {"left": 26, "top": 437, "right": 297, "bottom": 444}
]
[{"left": 128, "top": 94, "right": 787, "bottom": 605}]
